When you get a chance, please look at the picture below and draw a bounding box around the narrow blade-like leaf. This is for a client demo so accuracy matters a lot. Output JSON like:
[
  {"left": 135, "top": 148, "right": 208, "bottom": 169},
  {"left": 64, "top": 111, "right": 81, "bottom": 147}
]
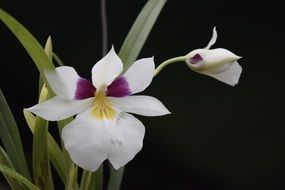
[
  {"left": 107, "top": 166, "right": 124, "bottom": 190},
  {"left": 64, "top": 164, "right": 78, "bottom": 190},
  {"left": 53, "top": 52, "right": 65, "bottom": 66},
  {"left": 44, "top": 36, "right": 53, "bottom": 59},
  {"left": 0, "top": 146, "right": 22, "bottom": 190},
  {"left": 0, "top": 89, "right": 31, "bottom": 180},
  {"left": 119, "top": 0, "right": 167, "bottom": 72},
  {"left": 39, "top": 36, "right": 53, "bottom": 94},
  {"left": 79, "top": 170, "right": 92, "bottom": 190},
  {"left": 0, "top": 164, "right": 40, "bottom": 190},
  {"left": 90, "top": 165, "right": 103, "bottom": 190},
  {"left": 32, "top": 85, "right": 54, "bottom": 190},
  {"left": 23, "top": 109, "right": 67, "bottom": 184},
  {"left": 0, "top": 9, "right": 54, "bottom": 76}
]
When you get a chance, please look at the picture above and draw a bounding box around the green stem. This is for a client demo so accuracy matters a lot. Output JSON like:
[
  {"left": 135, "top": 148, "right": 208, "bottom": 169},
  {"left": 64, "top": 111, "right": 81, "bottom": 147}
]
[
  {"left": 80, "top": 170, "right": 92, "bottom": 190},
  {"left": 32, "top": 86, "right": 54, "bottom": 190},
  {"left": 65, "top": 164, "right": 78, "bottom": 190},
  {"left": 107, "top": 165, "right": 124, "bottom": 190},
  {"left": 90, "top": 165, "right": 103, "bottom": 190},
  {"left": 153, "top": 56, "right": 186, "bottom": 77},
  {"left": 101, "top": 0, "right": 108, "bottom": 56}
]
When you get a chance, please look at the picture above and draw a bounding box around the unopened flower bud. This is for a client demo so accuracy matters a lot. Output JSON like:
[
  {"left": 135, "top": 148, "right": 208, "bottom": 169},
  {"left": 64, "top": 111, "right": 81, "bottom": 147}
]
[{"left": 186, "top": 27, "right": 242, "bottom": 86}]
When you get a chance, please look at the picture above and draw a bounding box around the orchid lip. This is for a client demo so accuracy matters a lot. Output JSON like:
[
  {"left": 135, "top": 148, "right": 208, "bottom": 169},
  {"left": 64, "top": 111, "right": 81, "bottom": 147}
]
[{"left": 92, "top": 88, "right": 116, "bottom": 120}]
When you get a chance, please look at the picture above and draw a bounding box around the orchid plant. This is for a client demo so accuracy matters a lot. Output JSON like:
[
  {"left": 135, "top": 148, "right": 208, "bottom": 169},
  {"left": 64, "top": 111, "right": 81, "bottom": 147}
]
[{"left": 0, "top": 1, "right": 242, "bottom": 190}]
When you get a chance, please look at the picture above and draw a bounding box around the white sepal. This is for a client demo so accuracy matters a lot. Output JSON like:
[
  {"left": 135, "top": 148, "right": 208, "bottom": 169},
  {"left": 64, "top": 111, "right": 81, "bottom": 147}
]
[
  {"left": 27, "top": 97, "right": 93, "bottom": 121},
  {"left": 205, "top": 26, "right": 217, "bottom": 49},
  {"left": 92, "top": 46, "right": 123, "bottom": 88},
  {"left": 45, "top": 66, "right": 81, "bottom": 100}
]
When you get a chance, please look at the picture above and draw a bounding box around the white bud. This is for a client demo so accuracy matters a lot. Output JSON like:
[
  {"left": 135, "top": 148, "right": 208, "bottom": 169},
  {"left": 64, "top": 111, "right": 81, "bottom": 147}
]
[{"left": 185, "top": 27, "right": 242, "bottom": 86}]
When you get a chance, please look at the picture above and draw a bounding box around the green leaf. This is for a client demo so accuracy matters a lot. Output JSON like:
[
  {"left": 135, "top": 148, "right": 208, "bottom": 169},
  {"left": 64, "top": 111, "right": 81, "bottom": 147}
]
[
  {"left": 0, "top": 89, "right": 31, "bottom": 180},
  {"left": 119, "top": 0, "right": 167, "bottom": 72},
  {"left": 0, "top": 164, "right": 40, "bottom": 190},
  {"left": 0, "top": 9, "right": 54, "bottom": 77},
  {"left": 44, "top": 36, "right": 53, "bottom": 59},
  {"left": 80, "top": 170, "right": 92, "bottom": 190},
  {"left": 0, "top": 146, "right": 22, "bottom": 190},
  {"left": 39, "top": 36, "right": 53, "bottom": 93},
  {"left": 64, "top": 164, "right": 78, "bottom": 190},
  {"left": 107, "top": 166, "right": 124, "bottom": 190},
  {"left": 32, "top": 85, "right": 54, "bottom": 190},
  {"left": 90, "top": 165, "right": 103, "bottom": 190},
  {"left": 53, "top": 52, "right": 65, "bottom": 66},
  {"left": 23, "top": 109, "right": 68, "bottom": 185}
]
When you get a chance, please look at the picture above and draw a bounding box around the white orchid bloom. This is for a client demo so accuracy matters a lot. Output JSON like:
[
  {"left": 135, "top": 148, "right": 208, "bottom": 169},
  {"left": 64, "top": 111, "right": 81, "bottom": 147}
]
[
  {"left": 27, "top": 47, "right": 170, "bottom": 171},
  {"left": 186, "top": 27, "right": 242, "bottom": 86}
]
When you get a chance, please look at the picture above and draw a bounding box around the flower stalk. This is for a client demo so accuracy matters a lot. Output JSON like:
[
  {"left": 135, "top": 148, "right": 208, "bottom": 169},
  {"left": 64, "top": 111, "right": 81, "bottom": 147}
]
[
  {"left": 65, "top": 164, "right": 78, "bottom": 190},
  {"left": 153, "top": 56, "right": 186, "bottom": 77},
  {"left": 80, "top": 171, "right": 92, "bottom": 190}
]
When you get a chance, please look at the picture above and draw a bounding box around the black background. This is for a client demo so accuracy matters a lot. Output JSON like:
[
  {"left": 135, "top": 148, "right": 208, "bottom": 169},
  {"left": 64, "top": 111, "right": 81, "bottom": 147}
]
[{"left": 0, "top": 0, "right": 285, "bottom": 189}]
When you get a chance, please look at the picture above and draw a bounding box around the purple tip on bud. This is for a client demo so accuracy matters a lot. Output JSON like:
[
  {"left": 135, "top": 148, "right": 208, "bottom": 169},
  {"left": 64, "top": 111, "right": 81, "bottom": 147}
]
[{"left": 189, "top": 53, "right": 203, "bottom": 64}]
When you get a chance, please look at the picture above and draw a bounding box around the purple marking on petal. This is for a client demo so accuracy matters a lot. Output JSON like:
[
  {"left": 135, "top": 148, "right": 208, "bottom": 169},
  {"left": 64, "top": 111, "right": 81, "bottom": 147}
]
[
  {"left": 74, "top": 78, "right": 96, "bottom": 100},
  {"left": 189, "top": 53, "right": 204, "bottom": 64},
  {"left": 107, "top": 77, "right": 131, "bottom": 97}
]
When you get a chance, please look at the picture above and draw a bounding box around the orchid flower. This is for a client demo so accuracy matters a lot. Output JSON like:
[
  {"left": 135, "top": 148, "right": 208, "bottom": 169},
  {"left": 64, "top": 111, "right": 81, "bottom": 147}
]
[
  {"left": 27, "top": 47, "right": 170, "bottom": 171},
  {"left": 186, "top": 27, "right": 242, "bottom": 86}
]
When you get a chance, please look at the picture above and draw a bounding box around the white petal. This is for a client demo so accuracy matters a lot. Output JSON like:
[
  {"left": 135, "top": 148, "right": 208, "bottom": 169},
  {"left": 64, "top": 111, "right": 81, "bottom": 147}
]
[
  {"left": 205, "top": 26, "right": 217, "bottom": 49},
  {"left": 92, "top": 46, "right": 123, "bottom": 88},
  {"left": 123, "top": 57, "right": 155, "bottom": 94},
  {"left": 206, "top": 61, "right": 242, "bottom": 86},
  {"left": 27, "top": 97, "right": 94, "bottom": 121},
  {"left": 45, "top": 66, "right": 81, "bottom": 99},
  {"left": 109, "top": 95, "right": 170, "bottom": 116},
  {"left": 62, "top": 108, "right": 145, "bottom": 171},
  {"left": 107, "top": 112, "right": 145, "bottom": 169},
  {"left": 62, "top": 112, "right": 109, "bottom": 171}
]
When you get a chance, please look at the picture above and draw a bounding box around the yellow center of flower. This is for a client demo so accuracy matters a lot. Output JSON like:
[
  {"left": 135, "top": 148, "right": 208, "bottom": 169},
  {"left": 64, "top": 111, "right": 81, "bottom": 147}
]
[{"left": 92, "top": 84, "right": 116, "bottom": 120}]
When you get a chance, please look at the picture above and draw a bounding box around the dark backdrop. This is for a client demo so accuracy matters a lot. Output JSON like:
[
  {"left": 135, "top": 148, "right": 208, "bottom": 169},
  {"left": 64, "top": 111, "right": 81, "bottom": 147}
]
[{"left": 0, "top": 0, "right": 284, "bottom": 189}]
